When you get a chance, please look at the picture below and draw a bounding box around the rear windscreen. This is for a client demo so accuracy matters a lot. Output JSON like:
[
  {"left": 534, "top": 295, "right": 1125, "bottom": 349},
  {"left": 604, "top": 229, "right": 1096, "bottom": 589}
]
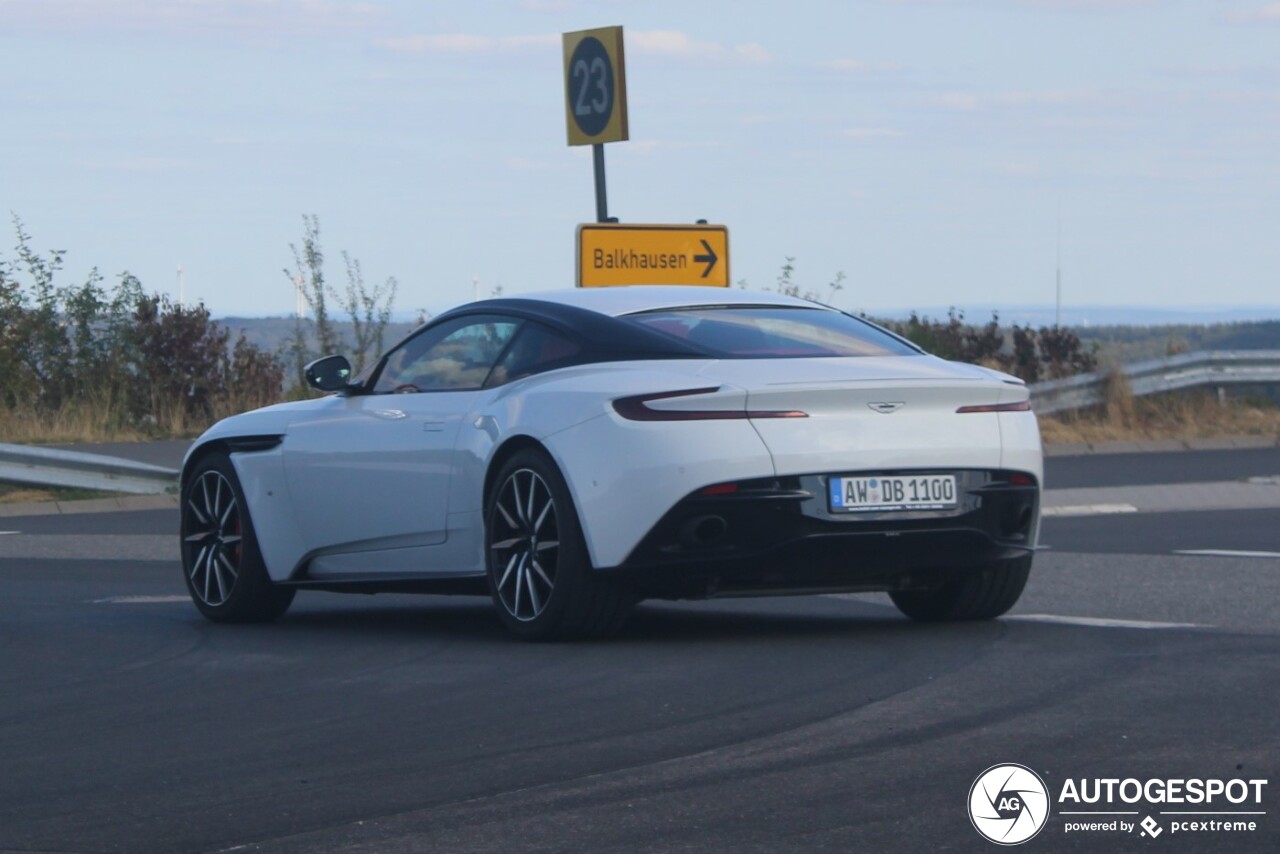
[{"left": 623, "top": 307, "right": 920, "bottom": 358}]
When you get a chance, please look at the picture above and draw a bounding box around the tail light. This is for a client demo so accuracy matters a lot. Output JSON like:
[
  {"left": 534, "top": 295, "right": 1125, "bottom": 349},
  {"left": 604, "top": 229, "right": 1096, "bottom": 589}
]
[
  {"left": 612, "top": 387, "right": 808, "bottom": 422},
  {"left": 956, "top": 400, "right": 1032, "bottom": 414}
]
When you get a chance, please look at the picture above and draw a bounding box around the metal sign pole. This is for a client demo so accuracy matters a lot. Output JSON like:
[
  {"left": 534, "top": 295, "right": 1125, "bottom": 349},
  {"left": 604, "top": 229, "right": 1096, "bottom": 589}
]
[{"left": 593, "top": 143, "right": 608, "bottom": 223}]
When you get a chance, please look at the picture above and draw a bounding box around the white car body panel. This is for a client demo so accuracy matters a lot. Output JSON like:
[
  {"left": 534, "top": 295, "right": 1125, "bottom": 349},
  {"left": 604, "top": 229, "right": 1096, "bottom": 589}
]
[
  {"left": 544, "top": 406, "right": 773, "bottom": 569},
  {"left": 282, "top": 392, "right": 468, "bottom": 554},
  {"left": 699, "top": 356, "right": 1008, "bottom": 473},
  {"left": 226, "top": 446, "right": 308, "bottom": 584}
]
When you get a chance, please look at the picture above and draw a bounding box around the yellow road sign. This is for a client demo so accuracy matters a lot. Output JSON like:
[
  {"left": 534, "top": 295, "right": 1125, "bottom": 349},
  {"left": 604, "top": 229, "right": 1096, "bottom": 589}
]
[
  {"left": 563, "top": 27, "right": 628, "bottom": 146},
  {"left": 577, "top": 224, "right": 730, "bottom": 288}
]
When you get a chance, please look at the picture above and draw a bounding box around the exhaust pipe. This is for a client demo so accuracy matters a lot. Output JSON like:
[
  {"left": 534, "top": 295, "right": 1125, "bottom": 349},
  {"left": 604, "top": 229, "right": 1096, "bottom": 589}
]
[{"left": 679, "top": 514, "right": 728, "bottom": 547}]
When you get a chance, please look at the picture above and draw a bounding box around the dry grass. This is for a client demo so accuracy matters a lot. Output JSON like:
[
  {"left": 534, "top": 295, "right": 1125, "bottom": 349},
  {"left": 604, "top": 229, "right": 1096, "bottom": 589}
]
[
  {"left": 0, "top": 398, "right": 214, "bottom": 445},
  {"left": 0, "top": 406, "right": 154, "bottom": 445},
  {"left": 0, "top": 482, "right": 124, "bottom": 505},
  {"left": 1041, "top": 384, "right": 1280, "bottom": 445},
  {"left": 0, "top": 376, "right": 291, "bottom": 446},
  {"left": 0, "top": 486, "right": 62, "bottom": 504}
]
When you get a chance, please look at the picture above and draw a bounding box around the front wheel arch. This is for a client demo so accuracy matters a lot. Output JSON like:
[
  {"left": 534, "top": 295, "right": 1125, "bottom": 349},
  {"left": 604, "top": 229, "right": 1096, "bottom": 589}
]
[{"left": 180, "top": 450, "right": 294, "bottom": 623}]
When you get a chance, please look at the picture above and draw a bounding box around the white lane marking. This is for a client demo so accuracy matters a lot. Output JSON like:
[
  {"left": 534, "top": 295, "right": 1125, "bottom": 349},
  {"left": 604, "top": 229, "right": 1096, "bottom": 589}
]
[
  {"left": 1007, "top": 614, "right": 1208, "bottom": 630},
  {"left": 92, "top": 595, "right": 190, "bottom": 604},
  {"left": 1041, "top": 503, "right": 1138, "bottom": 517},
  {"left": 0, "top": 531, "right": 19, "bottom": 536},
  {"left": 1246, "top": 476, "right": 1280, "bottom": 485},
  {"left": 1173, "top": 549, "right": 1280, "bottom": 559}
]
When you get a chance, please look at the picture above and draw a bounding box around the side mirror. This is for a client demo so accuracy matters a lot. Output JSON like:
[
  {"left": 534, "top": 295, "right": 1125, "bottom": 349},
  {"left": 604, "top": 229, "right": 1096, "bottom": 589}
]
[{"left": 305, "top": 355, "right": 354, "bottom": 392}]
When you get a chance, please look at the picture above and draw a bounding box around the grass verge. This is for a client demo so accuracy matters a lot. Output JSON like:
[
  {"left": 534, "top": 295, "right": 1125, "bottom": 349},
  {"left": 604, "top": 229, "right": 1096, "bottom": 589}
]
[
  {"left": 0, "top": 482, "right": 128, "bottom": 505},
  {"left": 0, "top": 402, "right": 203, "bottom": 445},
  {"left": 1040, "top": 385, "right": 1280, "bottom": 445}
]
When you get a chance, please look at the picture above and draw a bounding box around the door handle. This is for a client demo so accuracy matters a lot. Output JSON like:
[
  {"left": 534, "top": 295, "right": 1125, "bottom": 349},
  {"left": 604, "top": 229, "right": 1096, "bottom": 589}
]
[{"left": 422, "top": 420, "right": 445, "bottom": 432}]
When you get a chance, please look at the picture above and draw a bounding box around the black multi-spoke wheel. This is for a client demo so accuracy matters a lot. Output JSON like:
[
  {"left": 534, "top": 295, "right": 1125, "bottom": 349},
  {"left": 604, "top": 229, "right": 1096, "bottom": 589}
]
[
  {"left": 184, "top": 469, "right": 242, "bottom": 607},
  {"left": 889, "top": 554, "right": 1032, "bottom": 622},
  {"left": 180, "top": 453, "right": 294, "bottom": 623},
  {"left": 485, "top": 449, "right": 632, "bottom": 640},
  {"left": 490, "top": 468, "right": 560, "bottom": 622}
]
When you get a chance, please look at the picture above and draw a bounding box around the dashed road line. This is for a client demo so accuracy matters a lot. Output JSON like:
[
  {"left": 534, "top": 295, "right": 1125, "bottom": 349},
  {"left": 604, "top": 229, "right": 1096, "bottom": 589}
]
[
  {"left": 1041, "top": 503, "right": 1138, "bottom": 517},
  {"left": 1007, "top": 614, "right": 1208, "bottom": 630},
  {"left": 1172, "top": 549, "right": 1280, "bottom": 559}
]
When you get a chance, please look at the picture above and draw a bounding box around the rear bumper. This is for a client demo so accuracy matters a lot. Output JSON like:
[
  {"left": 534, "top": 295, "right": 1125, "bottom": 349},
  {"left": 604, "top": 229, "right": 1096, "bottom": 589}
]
[{"left": 609, "top": 469, "right": 1039, "bottom": 599}]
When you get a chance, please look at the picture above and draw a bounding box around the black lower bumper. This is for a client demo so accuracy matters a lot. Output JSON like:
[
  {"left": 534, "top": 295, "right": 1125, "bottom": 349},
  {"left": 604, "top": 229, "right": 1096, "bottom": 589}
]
[{"left": 610, "top": 469, "right": 1038, "bottom": 599}]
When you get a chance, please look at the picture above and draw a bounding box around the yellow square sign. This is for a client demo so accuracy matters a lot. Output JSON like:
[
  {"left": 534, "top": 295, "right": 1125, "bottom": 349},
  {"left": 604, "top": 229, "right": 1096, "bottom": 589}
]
[{"left": 563, "top": 26, "right": 628, "bottom": 146}]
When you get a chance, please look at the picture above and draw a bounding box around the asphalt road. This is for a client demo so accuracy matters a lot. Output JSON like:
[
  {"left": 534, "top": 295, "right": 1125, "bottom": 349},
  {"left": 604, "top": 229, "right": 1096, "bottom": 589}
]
[{"left": 1, "top": 448, "right": 1277, "bottom": 852}]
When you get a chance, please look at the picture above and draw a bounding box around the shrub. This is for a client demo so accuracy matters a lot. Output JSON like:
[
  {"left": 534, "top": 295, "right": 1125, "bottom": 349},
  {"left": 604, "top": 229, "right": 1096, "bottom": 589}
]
[{"left": 0, "top": 218, "right": 282, "bottom": 437}]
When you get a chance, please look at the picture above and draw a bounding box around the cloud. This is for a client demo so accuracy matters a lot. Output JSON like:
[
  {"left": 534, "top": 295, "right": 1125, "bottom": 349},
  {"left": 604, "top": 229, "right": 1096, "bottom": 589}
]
[
  {"left": 76, "top": 156, "right": 191, "bottom": 173},
  {"left": 505, "top": 157, "right": 564, "bottom": 171},
  {"left": 519, "top": 0, "right": 573, "bottom": 10},
  {"left": 628, "top": 30, "right": 772, "bottom": 65},
  {"left": 380, "top": 32, "right": 557, "bottom": 53},
  {"left": 1225, "top": 3, "right": 1280, "bottom": 23},
  {"left": 884, "top": 0, "right": 1158, "bottom": 8},
  {"left": 1001, "top": 161, "right": 1043, "bottom": 177},
  {"left": 0, "top": 0, "right": 381, "bottom": 38},
  {"left": 841, "top": 127, "right": 906, "bottom": 140},
  {"left": 934, "top": 92, "right": 982, "bottom": 111},
  {"left": 816, "top": 58, "right": 903, "bottom": 73},
  {"left": 929, "top": 89, "right": 1134, "bottom": 111},
  {"left": 1016, "top": 0, "right": 1157, "bottom": 7}
]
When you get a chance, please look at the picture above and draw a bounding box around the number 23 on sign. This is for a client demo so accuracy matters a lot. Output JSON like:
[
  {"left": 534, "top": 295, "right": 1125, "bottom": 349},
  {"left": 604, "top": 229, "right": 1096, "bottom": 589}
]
[{"left": 563, "top": 26, "right": 628, "bottom": 146}]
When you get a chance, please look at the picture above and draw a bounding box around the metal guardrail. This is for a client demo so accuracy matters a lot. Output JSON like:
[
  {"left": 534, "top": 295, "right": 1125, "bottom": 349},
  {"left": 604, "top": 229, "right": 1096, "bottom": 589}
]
[
  {"left": 0, "top": 443, "right": 178, "bottom": 495},
  {"left": 1030, "top": 350, "right": 1280, "bottom": 415}
]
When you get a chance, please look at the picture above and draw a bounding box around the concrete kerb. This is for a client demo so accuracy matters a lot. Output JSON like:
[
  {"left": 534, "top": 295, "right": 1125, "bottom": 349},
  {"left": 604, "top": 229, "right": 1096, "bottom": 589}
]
[{"left": 1043, "top": 434, "right": 1280, "bottom": 457}]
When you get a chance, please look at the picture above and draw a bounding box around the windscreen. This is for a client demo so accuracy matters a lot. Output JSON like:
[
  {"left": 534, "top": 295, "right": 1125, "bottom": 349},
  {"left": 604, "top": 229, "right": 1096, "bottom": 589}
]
[{"left": 623, "top": 306, "right": 920, "bottom": 359}]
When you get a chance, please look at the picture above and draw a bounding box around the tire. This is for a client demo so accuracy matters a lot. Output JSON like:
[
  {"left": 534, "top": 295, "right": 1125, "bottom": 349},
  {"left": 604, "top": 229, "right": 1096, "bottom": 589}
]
[
  {"left": 180, "top": 452, "right": 295, "bottom": 623},
  {"left": 889, "top": 554, "right": 1032, "bottom": 622},
  {"left": 485, "top": 448, "right": 632, "bottom": 641}
]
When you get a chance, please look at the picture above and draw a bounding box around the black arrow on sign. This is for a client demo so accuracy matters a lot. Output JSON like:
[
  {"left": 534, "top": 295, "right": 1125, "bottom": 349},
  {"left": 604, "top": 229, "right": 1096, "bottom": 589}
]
[{"left": 693, "top": 239, "right": 718, "bottom": 278}]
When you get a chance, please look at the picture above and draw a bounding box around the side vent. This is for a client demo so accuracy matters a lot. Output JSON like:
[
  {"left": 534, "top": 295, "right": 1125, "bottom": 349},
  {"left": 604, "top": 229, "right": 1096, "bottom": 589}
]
[{"left": 225, "top": 435, "right": 283, "bottom": 453}]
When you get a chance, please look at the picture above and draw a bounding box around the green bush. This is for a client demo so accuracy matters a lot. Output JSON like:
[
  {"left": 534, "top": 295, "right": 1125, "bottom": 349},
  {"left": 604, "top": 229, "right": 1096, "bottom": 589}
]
[{"left": 0, "top": 217, "right": 283, "bottom": 436}]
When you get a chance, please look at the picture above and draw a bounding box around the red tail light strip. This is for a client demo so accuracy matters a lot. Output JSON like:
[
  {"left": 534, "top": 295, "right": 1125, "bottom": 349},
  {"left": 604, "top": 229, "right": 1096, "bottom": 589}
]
[
  {"left": 612, "top": 387, "right": 809, "bottom": 422},
  {"left": 956, "top": 400, "right": 1033, "bottom": 414}
]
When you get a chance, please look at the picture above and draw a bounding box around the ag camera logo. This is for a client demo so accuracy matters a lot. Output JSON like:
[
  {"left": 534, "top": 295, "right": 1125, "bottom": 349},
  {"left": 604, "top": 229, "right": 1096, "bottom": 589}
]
[{"left": 969, "top": 764, "right": 1050, "bottom": 845}]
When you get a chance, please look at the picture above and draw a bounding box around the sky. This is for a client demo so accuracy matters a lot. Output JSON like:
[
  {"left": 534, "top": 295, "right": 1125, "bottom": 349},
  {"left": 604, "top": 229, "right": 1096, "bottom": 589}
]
[{"left": 1, "top": 0, "right": 1278, "bottom": 319}]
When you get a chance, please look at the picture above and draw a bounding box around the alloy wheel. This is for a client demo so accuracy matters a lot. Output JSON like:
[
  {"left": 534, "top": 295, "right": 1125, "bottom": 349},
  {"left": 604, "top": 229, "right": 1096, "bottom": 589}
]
[
  {"left": 490, "top": 468, "right": 560, "bottom": 622},
  {"left": 183, "top": 470, "right": 243, "bottom": 607}
]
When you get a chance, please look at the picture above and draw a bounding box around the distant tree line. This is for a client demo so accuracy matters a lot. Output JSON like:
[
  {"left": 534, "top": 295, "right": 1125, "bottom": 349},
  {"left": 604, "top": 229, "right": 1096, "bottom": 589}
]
[
  {"left": 750, "top": 256, "right": 1098, "bottom": 383},
  {"left": 883, "top": 308, "right": 1097, "bottom": 383}
]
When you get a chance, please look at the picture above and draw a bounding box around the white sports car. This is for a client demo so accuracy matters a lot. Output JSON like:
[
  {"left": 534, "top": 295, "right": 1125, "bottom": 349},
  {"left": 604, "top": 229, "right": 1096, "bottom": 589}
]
[{"left": 180, "top": 286, "right": 1042, "bottom": 639}]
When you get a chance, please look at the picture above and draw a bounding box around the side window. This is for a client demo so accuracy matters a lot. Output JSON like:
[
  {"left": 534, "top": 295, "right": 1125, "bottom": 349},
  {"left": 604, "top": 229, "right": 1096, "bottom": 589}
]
[
  {"left": 485, "top": 322, "right": 583, "bottom": 388},
  {"left": 373, "top": 315, "right": 520, "bottom": 394}
]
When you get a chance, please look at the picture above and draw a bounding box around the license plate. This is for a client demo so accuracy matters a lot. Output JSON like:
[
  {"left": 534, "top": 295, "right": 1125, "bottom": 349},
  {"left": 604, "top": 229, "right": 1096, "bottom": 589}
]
[{"left": 828, "top": 474, "right": 957, "bottom": 513}]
